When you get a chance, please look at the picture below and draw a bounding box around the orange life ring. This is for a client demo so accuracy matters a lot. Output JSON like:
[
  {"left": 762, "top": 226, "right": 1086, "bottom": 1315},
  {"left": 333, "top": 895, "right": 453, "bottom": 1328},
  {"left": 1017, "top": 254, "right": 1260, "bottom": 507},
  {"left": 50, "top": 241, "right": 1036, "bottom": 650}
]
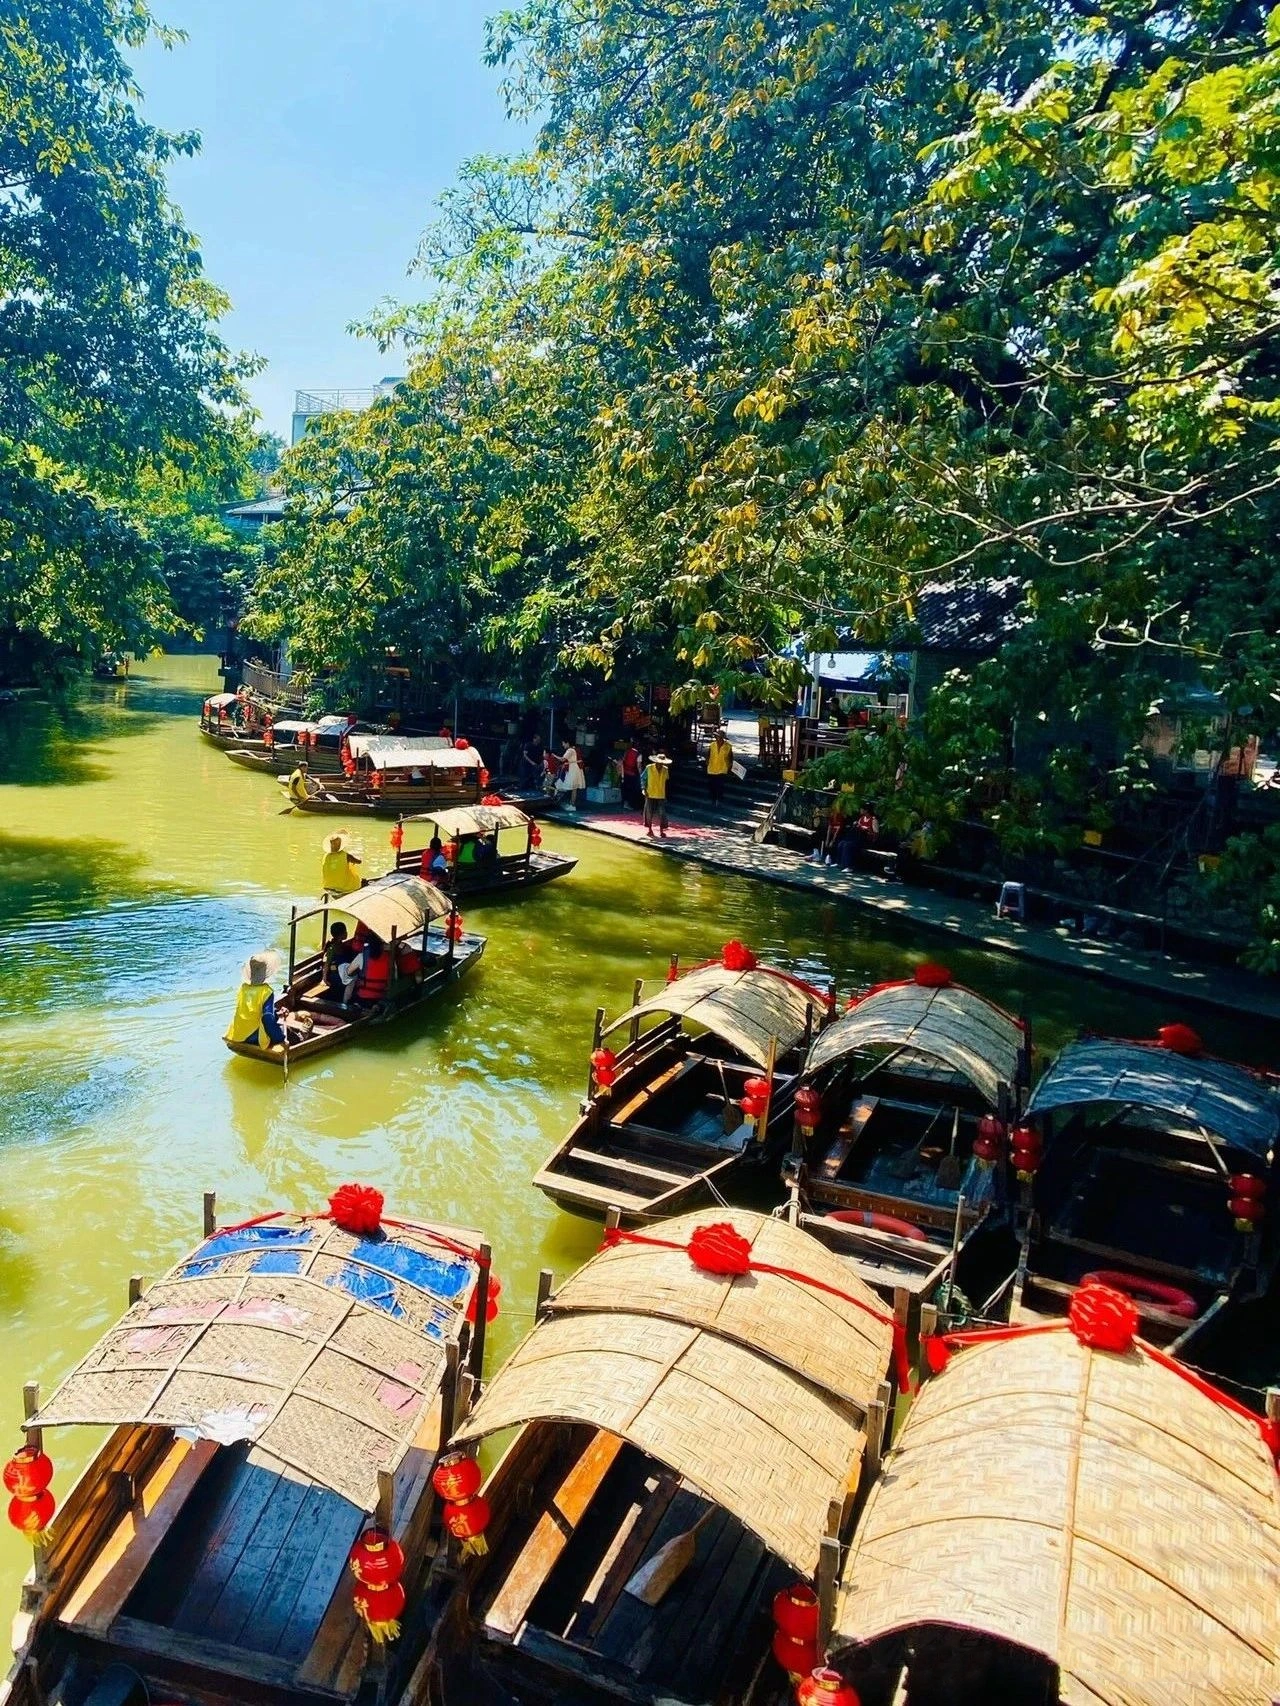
[
  {"left": 1080, "top": 1269, "right": 1198, "bottom": 1318},
  {"left": 825, "top": 1209, "right": 928, "bottom": 1243}
]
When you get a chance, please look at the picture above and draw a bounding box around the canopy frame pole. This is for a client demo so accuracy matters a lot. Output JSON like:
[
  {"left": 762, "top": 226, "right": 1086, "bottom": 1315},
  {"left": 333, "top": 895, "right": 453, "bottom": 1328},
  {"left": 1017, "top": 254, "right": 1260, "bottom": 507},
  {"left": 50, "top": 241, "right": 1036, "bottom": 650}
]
[
  {"left": 469, "top": 1241, "right": 492, "bottom": 1381},
  {"left": 203, "top": 1191, "right": 217, "bottom": 1237},
  {"left": 588, "top": 1007, "right": 605, "bottom": 1102},
  {"left": 629, "top": 978, "right": 644, "bottom": 1047},
  {"left": 757, "top": 1036, "right": 778, "bottom": 1143},
  {"left": 288, "top": 905, "right": 298, "bottom": 986},
  {"left": 525, "top": 817, "right": 533, "bottom": 871}
]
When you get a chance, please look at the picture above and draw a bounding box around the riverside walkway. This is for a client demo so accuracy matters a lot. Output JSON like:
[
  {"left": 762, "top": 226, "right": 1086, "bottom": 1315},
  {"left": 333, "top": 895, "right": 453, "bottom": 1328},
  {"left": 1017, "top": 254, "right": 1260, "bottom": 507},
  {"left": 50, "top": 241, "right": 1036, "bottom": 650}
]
[{"left": 569, "top": 806, "right": 1280, "bottom": 1025}]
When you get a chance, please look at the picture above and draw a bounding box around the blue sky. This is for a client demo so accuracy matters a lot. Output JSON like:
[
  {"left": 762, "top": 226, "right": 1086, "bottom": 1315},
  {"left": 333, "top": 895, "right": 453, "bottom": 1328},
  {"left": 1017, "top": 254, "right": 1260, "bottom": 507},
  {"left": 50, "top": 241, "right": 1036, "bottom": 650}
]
[{"left": 133, "top": 0, "right": 520, "bottom": 438}]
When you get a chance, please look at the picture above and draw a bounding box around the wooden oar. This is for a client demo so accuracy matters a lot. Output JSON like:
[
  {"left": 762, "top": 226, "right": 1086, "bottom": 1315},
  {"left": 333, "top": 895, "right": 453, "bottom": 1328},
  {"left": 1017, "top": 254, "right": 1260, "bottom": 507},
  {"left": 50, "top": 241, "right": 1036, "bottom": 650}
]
[
  {"left": 936, "top": 1106, "right": 963, "bottom": 1190},
  {"left": 624, "top": 1507, "right": 715, "bottom": 1605}
]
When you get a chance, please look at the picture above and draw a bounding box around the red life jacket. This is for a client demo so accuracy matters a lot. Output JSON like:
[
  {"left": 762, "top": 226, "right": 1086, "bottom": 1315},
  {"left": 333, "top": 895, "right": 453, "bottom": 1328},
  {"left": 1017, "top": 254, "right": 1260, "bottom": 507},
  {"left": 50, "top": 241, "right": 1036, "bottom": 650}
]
[{"left": 358, "top": 945, "right": 392, "bottom": 1002}]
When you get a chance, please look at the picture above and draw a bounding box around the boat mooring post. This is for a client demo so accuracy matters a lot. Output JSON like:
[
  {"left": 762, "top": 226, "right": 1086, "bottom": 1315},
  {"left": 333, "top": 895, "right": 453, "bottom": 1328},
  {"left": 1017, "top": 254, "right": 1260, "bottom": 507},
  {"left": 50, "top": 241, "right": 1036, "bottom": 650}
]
[
  {"left": 376, "top": 1468, "right": 394, "bottom": 1534},
  {"left": 469, "top": 1243, "right": 492, "bottom": 1381},
  {"left": 288, "top": 906, "right": 298, "bottom": 985},
  {"left": 441, "top": 1335, "right": 461, "bottom": 1443},
  {"left": 816, "top": 1497, "right": 842, "bottom": 1649},
  {"left": 128, "top": 1275, "right": 143, "bottom": 1306},
  {"left": 535, "top": 1269, "right": 555, "bottom": 1321},
  {"left": 604, "top": 1205, "right": 622, "bottom": 1233},
  {"left": 203, "top": 1191, "right": 216, "bottom": 1237}
]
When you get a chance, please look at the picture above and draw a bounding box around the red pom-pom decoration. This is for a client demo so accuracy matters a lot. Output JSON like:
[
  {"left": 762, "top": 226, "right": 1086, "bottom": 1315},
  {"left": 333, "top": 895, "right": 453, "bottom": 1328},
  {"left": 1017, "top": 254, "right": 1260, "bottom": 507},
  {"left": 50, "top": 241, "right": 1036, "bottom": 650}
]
[
  {"left": 687, "top": 1222, "right": 752, "bottom": 1276},
  {"left": 465, "top": 1271, "right": 501, "bottom": 1324},
  {"left": 454, "top": 737, "right": 470, "bottom": 751},
  {"left": 481, "top": 793, "right": 503, "bottom": 806},
  {"left": 3, "top": 1448, "right": 53, "bottom": 1501},
  {"left": 913, "top": 961, "right": 952, "bottom": 988},
  {"left": 1157, "top": 1022, "right": 1203, "bottom": 1056},
  {"left": 479, "top": 767, "right": 490, "bottom": 787},
  {"left": 1068, "top": 1280, "right": 1139, "bottom": 1353},
  {"left": 922, "top": 1335, "right": 952, "bottom": 1375},
  {"left": 797, "top": 1668, "right": 861, "bottom": 1706},
  {"left": 720, "top": 939, "right": 758, "bottom": 972},
  {"left": 432, "top": 1452, "right": 482, "bottom": 1504},
  {"left": 446, "top": 912, "right": 466, "bottom": 942},
  {"left": 773, "top": 1583, "right": 820, "bottom": 1642},
  {"left": 530, "top": 823, "right": 542, "bottom": 848},
  {"left": 328, "top": 1183, "right": 384, "bottom": 1237}
]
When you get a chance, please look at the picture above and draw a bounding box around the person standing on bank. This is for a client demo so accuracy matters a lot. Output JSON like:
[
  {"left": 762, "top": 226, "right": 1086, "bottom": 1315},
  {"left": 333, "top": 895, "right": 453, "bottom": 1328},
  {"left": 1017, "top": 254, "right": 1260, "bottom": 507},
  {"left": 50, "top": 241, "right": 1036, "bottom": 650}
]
[
  {"left": 620, "top": 739, "right": 643, "bottom": 811},
  {"left": 560, "top": 740, "right": 586, "bottom": 812},
  {"left": 641, "top": 752, "right": 672, "bottom": 839},
  {"left": 705, "top": 728, "right": 733, "bottom": 808}
]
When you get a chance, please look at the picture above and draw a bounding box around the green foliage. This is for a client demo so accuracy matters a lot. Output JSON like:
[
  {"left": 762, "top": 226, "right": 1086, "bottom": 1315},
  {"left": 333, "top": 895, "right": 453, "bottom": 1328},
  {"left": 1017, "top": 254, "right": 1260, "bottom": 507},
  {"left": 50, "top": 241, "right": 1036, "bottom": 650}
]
[
  {"left": 1207, "top": 827, "right": 1280, "bottom": 974},
  {"left": 0, "top": 0, "right": 254, "bottom": 679}
]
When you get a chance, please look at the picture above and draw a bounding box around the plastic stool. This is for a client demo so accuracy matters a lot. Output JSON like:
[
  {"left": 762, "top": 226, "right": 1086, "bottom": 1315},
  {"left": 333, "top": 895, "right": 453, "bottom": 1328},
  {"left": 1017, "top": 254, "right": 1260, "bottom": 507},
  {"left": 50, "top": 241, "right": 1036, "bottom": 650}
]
[{"left": 996, "top": 881, "right": 1026, "bottom": 922}]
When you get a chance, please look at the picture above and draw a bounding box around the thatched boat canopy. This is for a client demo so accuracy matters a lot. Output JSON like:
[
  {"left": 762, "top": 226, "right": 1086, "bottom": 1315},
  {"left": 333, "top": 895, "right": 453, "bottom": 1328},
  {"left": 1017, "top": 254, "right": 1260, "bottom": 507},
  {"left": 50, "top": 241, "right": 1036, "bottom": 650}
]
[
  {"left": 1026, "top": 1039, "right": 1280, "bottom": 1157},
  {"left": 832, "top": 1333, "right": 1280, "bottom": 1705},
  {"left": 270, "top": 719, "right": 320, "bottom": 737},
  {"left": 601, "top": 964, "right": 819, "bottom": 1069},
  {"left": 453, "top": 1209, "right": 895, "bottom": 1575},
  {"left": 347, "top": 733, "right": 482, "bottom": 772},
  {"left": 401, "top": 802, "right": 530, "bottom": 836},
  {"left": 805, "top": 982, "right": 1023, "bottom": 1108},
  {"left": 204, "top": 692, "right": 239, "bottom": 710},
  {"left": 329, "top": 871, "right": 453, "bottom": 935},
  {"left": 30, "top": 1214, "right": 486, "bottom": 1511}
]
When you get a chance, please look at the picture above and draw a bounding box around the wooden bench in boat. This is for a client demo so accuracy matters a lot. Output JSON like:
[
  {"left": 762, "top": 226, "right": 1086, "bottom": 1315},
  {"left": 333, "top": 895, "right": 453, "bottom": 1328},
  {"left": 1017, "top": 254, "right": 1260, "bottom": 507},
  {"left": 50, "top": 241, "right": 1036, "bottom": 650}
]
[{"left": 816, "top": 1095, "right": 879, "bottom": 1182}]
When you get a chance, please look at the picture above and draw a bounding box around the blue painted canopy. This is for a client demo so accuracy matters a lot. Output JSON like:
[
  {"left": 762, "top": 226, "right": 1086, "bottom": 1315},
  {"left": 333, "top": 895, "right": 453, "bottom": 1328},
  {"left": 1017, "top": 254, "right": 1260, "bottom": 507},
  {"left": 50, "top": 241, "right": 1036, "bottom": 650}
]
[{"left": 1026, "top": 1040, "right": 1280, "bottom": 1157}]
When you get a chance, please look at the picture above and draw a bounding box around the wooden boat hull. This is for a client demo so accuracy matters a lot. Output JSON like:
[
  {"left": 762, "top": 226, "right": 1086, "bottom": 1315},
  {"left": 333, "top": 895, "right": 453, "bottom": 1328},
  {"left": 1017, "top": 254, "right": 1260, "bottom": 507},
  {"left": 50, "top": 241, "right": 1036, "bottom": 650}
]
[
  {"left": 226, "top": 745, "right": 344, "bottom": 774},
  {"left": 394, "top": 849, "right": 577, "bottom": 901},
  {"left": 201, "top": 726, "right": 268, "bottom": 751},
  {"left": 225, "top": 932, "right": 485, "bottom": 1067}
]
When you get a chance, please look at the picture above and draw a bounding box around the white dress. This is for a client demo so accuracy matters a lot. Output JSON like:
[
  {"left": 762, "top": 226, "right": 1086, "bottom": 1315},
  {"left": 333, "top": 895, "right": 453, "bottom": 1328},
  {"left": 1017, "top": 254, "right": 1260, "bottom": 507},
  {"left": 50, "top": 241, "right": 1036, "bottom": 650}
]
[{"left": 563, "top": 747, "right": 587, "bottom": 790}]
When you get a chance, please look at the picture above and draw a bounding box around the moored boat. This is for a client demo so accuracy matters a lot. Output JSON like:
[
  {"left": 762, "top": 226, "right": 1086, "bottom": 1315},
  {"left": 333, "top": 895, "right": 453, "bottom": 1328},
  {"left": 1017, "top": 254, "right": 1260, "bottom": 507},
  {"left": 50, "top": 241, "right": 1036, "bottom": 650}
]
[
  {"left": 225, "top": 717, "right": 323, "bottom": 770},
  {"left": 200, "top": 689, "right": 271, "bottom": 747},
  {"left": 3, "top": 1188, "right": 493, "bottom": 1706},
  {"left": 282, "top": 736, "right": 486, "bottom": 817},
  {"left": 533, "top": 943, "right": 834, "bottom": 1223},
  {"left": 224, "top": 871, "right": 485, "bottom": 1068},
  {"left": 829, "top": 1315, "right": 1280, "bottom": 1705},
  {"left": 390, "top": 802, "right": 577, "bottom": 899},
  {"left": 1011, "top": 1031, "right": 1280, "bottom": 1361},
  {"left": 785, "top": 965, "right": 1029, "bottom": 1307},
  {"left": 435, "top": 1207, "right": 900, "bottom": 1706}
]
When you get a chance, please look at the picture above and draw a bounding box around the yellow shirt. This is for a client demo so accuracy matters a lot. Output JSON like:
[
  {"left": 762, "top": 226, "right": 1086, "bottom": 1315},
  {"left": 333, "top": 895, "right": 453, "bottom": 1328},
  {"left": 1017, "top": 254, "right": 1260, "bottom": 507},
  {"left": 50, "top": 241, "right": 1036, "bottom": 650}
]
[
  {"left": 642, "top": 764, "right": 669, "bottom": 800},
  {"left": 706, "top": 739, "right": 733, "bottom": 776},
  {"left": 322, "top": 850, "right": 361, "bottom": 894}
]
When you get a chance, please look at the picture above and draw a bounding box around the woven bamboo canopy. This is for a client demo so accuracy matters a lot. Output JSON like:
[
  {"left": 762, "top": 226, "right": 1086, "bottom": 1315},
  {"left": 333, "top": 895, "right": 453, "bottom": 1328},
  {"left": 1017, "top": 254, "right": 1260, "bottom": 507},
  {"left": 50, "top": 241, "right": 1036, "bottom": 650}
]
[
  {"left": 833, "top": 1334, "right": 1280, "bottom": 1705},
  {"left": 401, "top": 803, "right": 530, "bottom": 836},
  {"left": 601, "top": 964, "right": 819, "bottom": 1069},
  {"left": 347, "top": 734, "right": 482, "bottom": 772},
  {"left": 329, "top": 871, "right": 453, "bottom": 935},
  {"left": 453, "top": 1209, "right": 894, "bottom": 1575},
  {"left": 1026, "top": 1039, "right": 1280, "bottom": 1157},
  {"left": 31, "top": 1214, "right": 485, "bottom": 1510},
  {"left": 806, "top": 982, "right": 1023, "bottom": 1108}
]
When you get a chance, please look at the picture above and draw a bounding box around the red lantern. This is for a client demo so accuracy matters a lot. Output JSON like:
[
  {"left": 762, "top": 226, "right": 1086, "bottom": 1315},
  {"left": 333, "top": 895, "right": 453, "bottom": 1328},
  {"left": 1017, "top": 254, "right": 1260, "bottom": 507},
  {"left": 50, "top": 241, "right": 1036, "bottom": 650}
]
[
  {"left": 328, "top": 1183, "right": 384, "bottom": 1237},
  {"left": 773, "top": 1582, "right": 820, "bottom": 1642},
  {"left": 465, "top": 1271, "right": 502, "bottom": 1324},
  {"left": 591, "top": 1047, "right": 618, "bottom": 1090},
  {"left": 3, "top": 1448, "right": 53, "bottom": 1502},
  {"left": 530, "top": 823, "right": 542, "bottom": 848},
  {"left": 390, "top": 823, "right": 404, "bottom": 851},
  {"left": 740, "top": 1095, "right": 768, "bottom": 1124},
  {"left": 772, "top": 1627, "right": 820, "bottom": 1680},
  {"left": 973, "top": 1114, "right": 1005, "bottom": 1165},
  {"left": 797, "top": 1668, "right": 861, "bottom": 1706},
  {"left": 1230, "top": 1173, "right": 1266, "bottom": 1199},
  {"left": 443, "top": 1494, "right": 491, "bottom": 1557},
  {"left": 479, "top": 767, "right": 490, "bottom": 787},
  {"left": 743, "top": 1077, "right": 771, "bottom": 1104},
  {"left": 432, "top": 1452, "right": 482, "bottom": 1504},
  {"left": 348, "top": 1527, "right": 405, "bottom": 1589},
  {"left": 353, "top": 1576, "right": 406, "bottom": 1642},
  {"left": 1009, "top": 1123, "right": 1042, "bottom": 1180},
  {"left": 447, "top": 912, "right": 466, "bottom": 942},
  {"left": 1230, "top": 1197, "right": 1265, "bottom": 1229},
  {"left": 8, "top": 1490, "right": 55, "bottom": 1538},
  {"left": 794, "top": 1087, "right": 823, "bottom": 1138}
]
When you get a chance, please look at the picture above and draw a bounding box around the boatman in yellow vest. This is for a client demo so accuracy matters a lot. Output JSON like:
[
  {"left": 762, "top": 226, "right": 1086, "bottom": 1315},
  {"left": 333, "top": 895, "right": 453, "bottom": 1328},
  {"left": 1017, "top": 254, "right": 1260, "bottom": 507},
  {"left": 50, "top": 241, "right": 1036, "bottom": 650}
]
[
  {"left": 641, "top": 752, "right": 672, "bottom": 839},
  {"left": 705, "top": 728, "right": 733, "bottom": 808},
  {"left": 287, "top": 760, "right": 314, "bottom": 804},
  {"left": 225, "top": 954, "right": 287, "bottom": 1049},
  {"left": 320, "top": 832, "right": 362, "bottom": 896}
]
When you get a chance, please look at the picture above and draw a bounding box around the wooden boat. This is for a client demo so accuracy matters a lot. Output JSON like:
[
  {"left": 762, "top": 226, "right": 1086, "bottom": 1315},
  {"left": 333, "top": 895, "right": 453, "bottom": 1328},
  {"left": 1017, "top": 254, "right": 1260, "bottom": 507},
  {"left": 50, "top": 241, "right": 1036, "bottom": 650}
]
[
  {"left": 829, "top": 1327, "right": 1280, "bottom": 1705},
  {"left": 226, "top": 718, "right": 325, "bottom": 771},
  {"left": 1011, "top": 1034, "right": 1280, "bottom": 1358},
  {"left": 391, "top": 802, "right": 577, "bottom": 898},
  {"left": 432, "top": 1207, "right": 900, "bottom": 1706},
  {"left": 200, "top": 690, "right": 271, "bottom": 748},
  {"left": 283, "top": 736, "right": 486, "bottom": 818},
  {"left": 224, "top": 872, "right": 485, "bottom": 1067},
  {"left": 533, "top": 948, "right": 833, "bottom": 1223},
  {"left": 784, "top": 967, "right": 1029, "bottom": 1309},
  {"left": 3, "top": 1191, "right": 494, "bottom": 1706}
]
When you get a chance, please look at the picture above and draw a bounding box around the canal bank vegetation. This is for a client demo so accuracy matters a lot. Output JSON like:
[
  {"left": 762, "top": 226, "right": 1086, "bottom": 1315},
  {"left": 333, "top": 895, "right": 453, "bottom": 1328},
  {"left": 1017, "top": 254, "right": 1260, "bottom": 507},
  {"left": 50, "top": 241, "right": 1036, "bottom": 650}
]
[
  {"left": 248, "top": 0, "right": 1280, "bottom": 966},
  {"left": 0, "top": 0, "right": 263, "bottom": 686}
]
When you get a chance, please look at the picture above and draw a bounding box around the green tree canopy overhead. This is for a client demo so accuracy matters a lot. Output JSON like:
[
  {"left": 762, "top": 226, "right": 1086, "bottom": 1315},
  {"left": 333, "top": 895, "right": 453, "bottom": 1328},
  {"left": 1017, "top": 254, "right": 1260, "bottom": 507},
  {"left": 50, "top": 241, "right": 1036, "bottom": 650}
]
[{"left": 0, "top": 0, "right": 254, "bottom": 679}]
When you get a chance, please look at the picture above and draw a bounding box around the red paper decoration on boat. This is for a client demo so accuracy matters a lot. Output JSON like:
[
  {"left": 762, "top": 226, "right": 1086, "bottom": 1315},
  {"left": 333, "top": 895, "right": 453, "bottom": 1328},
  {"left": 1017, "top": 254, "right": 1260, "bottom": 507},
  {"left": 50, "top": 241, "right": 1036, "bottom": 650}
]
[
  {"left": 772, "top": 1627, "right": 820, "bottom": 1680},
  {"left": 740, "top": 1075, "right": 771, "bottom": 1123},
  {"left": 431, "top": 1452, "right": 482, "bottom": 1504},
  {"left": 1009, "top": 1124, "right": 1042, "bottom": 1181},
  {"left": 443, "top": 1494, "right": 490, "bottom": 1557},
  {"left": 1068, "top": 1280, "right": 1138, "bottom": 1353},
  {"left": 328, "top": 1183, "right": 384, "bottom": 1237},
  {"left": 481, "top": 793, "right": 503, "bottom": 806},
  {"left": 720, "top": 940, "right": 758, "bottom": 972},
  {"left": 922, "top": 1334, "right": 952, "bottom": 1374},
  {"left": 913, "top": 962, "right": 952, "bottom": 988},
  {"left": 530, "top": 823, "right": 542, "bottom": 848},
  {"left": 1231, "top": 1173, "right": 1267, "bottom": 1199},
  {"left": 773, "top": 1582, "right": 820, "bottom": 1643},
  {"left": 390, "top": 824, "right": 404, "bottom": 851},
  {"left": 1157, "top": 1022, "right": 1203, "bottom": 1056},
  {"left": 797, "top": 1668, "right": 861, "bottom": 1706},
  {"left": 3, "top": 1447, "right": 53, "bottom": 1502},
  {"left": 446, "top": 912, "right": 466, "bottom": 942},
  {"left": 348, "top": 1528, "right": 405, "bottom": 1590},
  {"left": 8, "top": 1490, "right": 55, "bottom": 1539},
  {"left": 972, "top": 1114, "right": 1005, "bottom": 1165},
  {"left": 794, "top": 1087, "right": 823, "bottom": 1139},
  {"left": 466, "top": 1271, "right": 502, "bottom": 1324},
  {"left": 687, "top": 1222, "right": 752, "bottom": 1276},
  {"left": 478, "top": 767, "right": 490, "bottom": 788},
  {"left": 591, "top": 1047, "right": 618, "bottom": 1090},
  {"left": 353, "top": 1576, "right": 406, "bottom": 1643},
  {"left": 454, "top": 737, "right": 470, "bottom": 750}
]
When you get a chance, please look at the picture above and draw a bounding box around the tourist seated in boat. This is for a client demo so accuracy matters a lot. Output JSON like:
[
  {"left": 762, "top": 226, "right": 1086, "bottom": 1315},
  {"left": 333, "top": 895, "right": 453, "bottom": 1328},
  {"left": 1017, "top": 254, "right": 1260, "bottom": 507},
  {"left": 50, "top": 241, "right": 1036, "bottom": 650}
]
[
  {"left": 354, "top": 932, "right": 393, "bottom": 1006},
  {"left": 323, "top": 921, "right": 359, "bottom": 1001},
  {"left": 472, "top": 828, "right": 497, "bottom": 868},
  {"left": 224, "top": 954, "right": 288, "bottom": 1049},
  {"left": 422, "top": 834, "right": 448, "bottom": 880},
  {"left": 321, "top": 831, "right": 362, "bottom": 896}
]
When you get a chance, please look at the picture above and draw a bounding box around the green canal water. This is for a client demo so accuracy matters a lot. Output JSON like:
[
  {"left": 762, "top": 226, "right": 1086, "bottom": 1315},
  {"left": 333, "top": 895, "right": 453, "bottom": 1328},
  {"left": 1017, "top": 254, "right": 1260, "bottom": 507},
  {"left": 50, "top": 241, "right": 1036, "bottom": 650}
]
[{"left": 0, "top": 654, "right": 1267, "bottom": 1600}]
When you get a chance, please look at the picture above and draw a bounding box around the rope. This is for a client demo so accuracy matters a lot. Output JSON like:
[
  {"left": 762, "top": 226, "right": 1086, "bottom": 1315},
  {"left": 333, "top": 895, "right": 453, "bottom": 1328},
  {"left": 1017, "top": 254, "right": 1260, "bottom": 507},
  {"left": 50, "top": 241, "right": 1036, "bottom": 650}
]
[{"left": 212, "top": 1208, "right": 490, "bottom": 1268}]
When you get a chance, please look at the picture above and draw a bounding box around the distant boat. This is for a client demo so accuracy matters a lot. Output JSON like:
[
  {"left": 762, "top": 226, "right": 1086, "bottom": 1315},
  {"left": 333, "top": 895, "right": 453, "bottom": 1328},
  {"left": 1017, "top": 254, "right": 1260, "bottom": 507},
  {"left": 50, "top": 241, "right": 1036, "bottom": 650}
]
[{"left": 390, "top": 801, "right": 576, "bottom": 899}]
